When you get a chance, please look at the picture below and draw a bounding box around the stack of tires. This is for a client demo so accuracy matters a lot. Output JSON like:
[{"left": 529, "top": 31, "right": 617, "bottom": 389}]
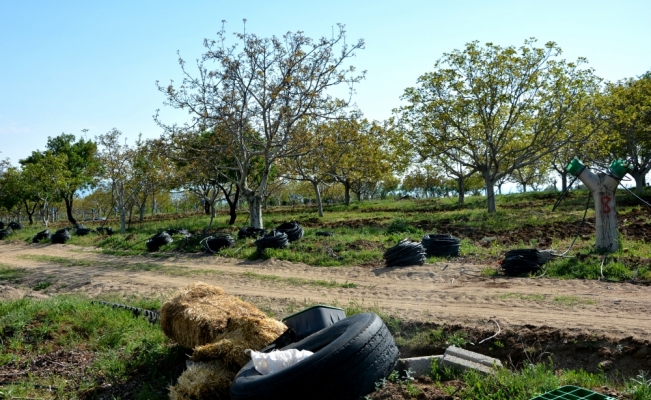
[
  {"left": 275, "top": 222, "right": 304, "bottom": 242},
  {"left": 383, "top": 239, "right": 426, "bottom": 267},
  {"left": 421, "top": 234, "right": 461, "bottom": 257},
  {"left": 8, "top": 222, "right": 22, "bottom": 230}
]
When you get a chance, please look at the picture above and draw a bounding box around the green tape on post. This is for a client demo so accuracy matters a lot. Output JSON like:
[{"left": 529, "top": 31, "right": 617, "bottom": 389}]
[
  {"left": 609, "top": 159, "right": 632, "bottom": 179},
  {"left": 567, "top": 157, "right": 586, "bottom": 177}
]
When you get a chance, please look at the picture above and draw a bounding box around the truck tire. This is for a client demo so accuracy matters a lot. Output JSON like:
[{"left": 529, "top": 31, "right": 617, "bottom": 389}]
[{"left": 230, "top": 312, "right": 399, "bottom": 400}]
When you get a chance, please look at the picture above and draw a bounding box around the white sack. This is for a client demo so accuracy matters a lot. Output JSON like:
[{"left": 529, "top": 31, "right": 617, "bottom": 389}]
[{"left": 246, "top": 349, "right": 314, "bottom": 375}]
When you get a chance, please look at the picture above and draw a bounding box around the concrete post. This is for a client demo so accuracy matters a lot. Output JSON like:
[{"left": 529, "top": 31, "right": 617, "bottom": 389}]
[{"left": 567, "top": 158, "right": 631, "bottom": 252}]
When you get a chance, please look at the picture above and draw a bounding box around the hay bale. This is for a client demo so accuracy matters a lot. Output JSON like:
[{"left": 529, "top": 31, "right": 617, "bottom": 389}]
[
  {"left": 163, "top": 283, "right": 287, "bottom": 399},
  {"left": 169, "top": 360, "right": 234, "bottom": 400},
  {"left": 192, "top": 317, "right": 287, "bottom": 365},
  {"left": 160, "top": 282, "right": 285, "bottom": 349}
]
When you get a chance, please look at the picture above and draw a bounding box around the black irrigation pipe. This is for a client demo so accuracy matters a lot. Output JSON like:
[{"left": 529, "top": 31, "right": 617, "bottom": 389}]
[
  {"left": 275, "top": 221, "right": 304, "bottom": 242},
  {"left": 500, "top": 249, "right": 543, "bottom": 276},
  {"left": 552, "top": 173, "right": 582, "bottom": 212},
  {"left": 383, "top": 239, "right": 426, "bottom": 267},
  {"left": 201, "top": 234, "right": 236, "bottom": 253},
  {"left": 421, "top": 234, "right": 461, "bottom": 257},
  {"left": 255, "top": 230, "right": 289, "bottom": 253},
  {"left": 618, "top": 183, "right": 651, "bottom": 210},
  {"left": 92, "top": 300, "right": 159, "bottom": 324}
]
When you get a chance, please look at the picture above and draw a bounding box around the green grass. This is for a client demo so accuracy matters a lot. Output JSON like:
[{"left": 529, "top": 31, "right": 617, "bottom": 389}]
[
  {"left": 0, "top": 295, "right": 183, "bottom": 399},
  {"left": 5, "top": 188, "right": 651, "bottom": 281},
  {"left": 0, "top": 264, "right": 28, "bottom": 281},
  {"left": 428, "top": 360, "right": 624, "bottom": 400}
]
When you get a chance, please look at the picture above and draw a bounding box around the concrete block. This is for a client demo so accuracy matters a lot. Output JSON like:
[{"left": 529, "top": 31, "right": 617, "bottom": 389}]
[
  {"left": 397, "top": 355, "right": 442, "bottom": 378},
  {"left": 439, "top": 346, "right": 502, "bottom": 374}
]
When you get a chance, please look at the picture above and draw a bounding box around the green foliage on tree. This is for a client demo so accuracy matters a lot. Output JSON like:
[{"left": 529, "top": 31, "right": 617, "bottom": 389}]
[
  {"left": 599, "top": 71, "right": 651, "bottom": 194},
  {"left": 19, "top": 133, "right": 98, "bottom": 225},
  {"left": 400, "top": 38, "right": 600, "bottom": 212}
]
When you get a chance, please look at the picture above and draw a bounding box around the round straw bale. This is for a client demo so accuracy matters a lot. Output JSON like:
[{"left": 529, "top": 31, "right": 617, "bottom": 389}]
[{"left": 160, "top": 282, "right": 283, "bottom": 349}]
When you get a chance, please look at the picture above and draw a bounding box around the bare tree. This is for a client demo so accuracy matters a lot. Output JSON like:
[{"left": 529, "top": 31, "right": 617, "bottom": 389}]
[
  {"left": 96, "top": 129, "right": 143, "bottom": 234},
  {"left": 157, "top": 22, "right": 364, "bottom": 228}
]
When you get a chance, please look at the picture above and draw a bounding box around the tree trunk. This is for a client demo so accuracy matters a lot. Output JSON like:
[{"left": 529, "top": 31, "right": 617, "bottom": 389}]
[
  {"left": 575, "top": 169, "right": 620, "bottom": 252},
  {"left": 631, "top": 170, "right": 647, "bottom": 195},
  {"left": 248, "top": 195, "right": 263, "bottom": 229},
  {"left": 139, "top": 205, "right": 146, "bottom": 222},
  {"left": 22, "top": 200, "right": 36, "bottom": 225},
  {"left": 312, "top": 181, "right": 324, "bottom": 217},
  {"left": 343, "top": 181, "right": 351, "bottom": 206},
  {"left": 561, "top": 171, "right": 568, "bottom": 192},
  {"left": 204, "top": 200, "right": 211, "bottom": 215},
  {"left": 206, "top": 203, "right": 216, "bottom": 231},
  {"left": 522, "top": 184, "right": 528, "bottom": 193},
  {"left": 484, "top": 174, "right": 497, "bottom": 213},
  {"left": 457, "top": 177, "right": 465, "bottom": 204},
  {"left": 63, "top": 195, "right": 77, "bottom": 225}
]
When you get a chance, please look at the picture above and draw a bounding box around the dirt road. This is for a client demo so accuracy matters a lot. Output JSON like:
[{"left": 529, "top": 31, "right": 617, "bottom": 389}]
[{"left": 1, "top": 241, "right": 650, "bottom": 341}]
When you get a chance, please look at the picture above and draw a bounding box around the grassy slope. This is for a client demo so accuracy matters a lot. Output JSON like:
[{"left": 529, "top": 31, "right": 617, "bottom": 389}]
[{"left": 3, "top": 189, "right": 651, "bottom": 281}]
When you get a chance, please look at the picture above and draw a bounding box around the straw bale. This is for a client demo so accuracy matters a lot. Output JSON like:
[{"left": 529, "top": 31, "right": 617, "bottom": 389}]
[
  {"left": 169, "top": 360, "right": 234, "bottom": 400},
  {"left": 192, "top": 316, "right": 287, "bottom": 364},
  {"left": 160, "top": 282, "right": 273, "bottom": 348}
]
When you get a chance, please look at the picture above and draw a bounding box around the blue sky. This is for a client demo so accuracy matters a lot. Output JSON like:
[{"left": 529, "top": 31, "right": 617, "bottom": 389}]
[{"left": 1, "top": 0, "right": 650, "bottom": 165}]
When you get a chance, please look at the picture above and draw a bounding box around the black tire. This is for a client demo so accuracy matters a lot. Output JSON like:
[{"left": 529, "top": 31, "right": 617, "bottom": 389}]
[
  {"left": 145, "top": 232, "right": 173, "bottom": 252},
  {"left": 230, "top": 312, "right": 400, "bottom": 400},
  {"left": 383, "top": 239, "right": 426, "bottom": 267},
  {"left": 501, "top": 249, "right": 542, "bottom": 276},
  {"left": 238, "top": 226, "right": 265, "bottom": 239},
  {"left": 0, "top": 221, "right": 4, "bottom": 229},
  {"left": 32, "top": 229, "right": 50, "bottom": 243},
  {"left": 421, "top": 234, "right": 461, "bottom": 257},
  {"left": 201, "top": 234, "right": 236, "bottom": 253},
  {"left": 51, "top": 228, "right": 71, "bottom": 244},
  {"left": 8, "top": 222, "right": 22, "bottom": 230},
  {"left": 275, "top": 221, "right": 304, "bottom": 242},
  {"left": 316, "top": 231, "right": 334, "bottom": 237},
  {"left": 254, "top": 230, "right": 289, "bottom": 252}
]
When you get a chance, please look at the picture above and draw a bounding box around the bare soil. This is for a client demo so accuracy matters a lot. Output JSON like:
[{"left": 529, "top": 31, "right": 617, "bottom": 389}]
[{"left": 2, "top": 241, "right": 651, "bottom": 380}]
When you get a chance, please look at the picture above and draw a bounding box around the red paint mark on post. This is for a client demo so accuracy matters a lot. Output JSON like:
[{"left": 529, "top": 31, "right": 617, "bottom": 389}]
[{"left": 601, "top": 196, "right": 612, "bottom": 214}]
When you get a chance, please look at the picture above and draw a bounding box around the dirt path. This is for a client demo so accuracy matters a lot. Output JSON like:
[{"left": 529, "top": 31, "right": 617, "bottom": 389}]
[{"left": 1, "top": 242, "right": 650, "bottom": 341}]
